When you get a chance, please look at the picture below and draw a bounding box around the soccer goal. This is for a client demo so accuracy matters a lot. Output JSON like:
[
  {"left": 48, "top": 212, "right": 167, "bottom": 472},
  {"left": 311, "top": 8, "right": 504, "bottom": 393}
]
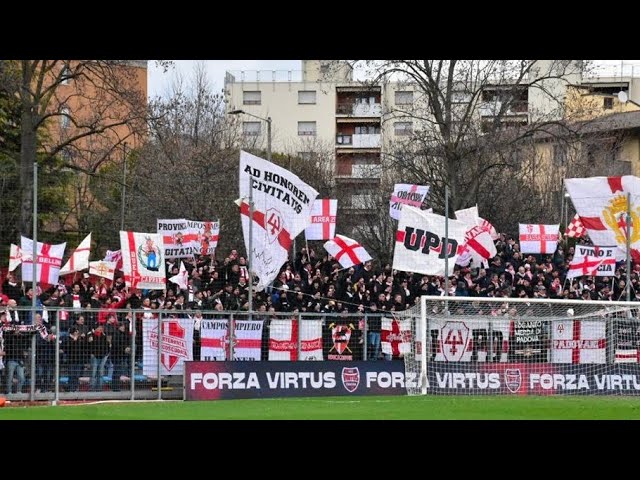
[{"left": 401, "top": 295, "right": 640, "bottom": 396}]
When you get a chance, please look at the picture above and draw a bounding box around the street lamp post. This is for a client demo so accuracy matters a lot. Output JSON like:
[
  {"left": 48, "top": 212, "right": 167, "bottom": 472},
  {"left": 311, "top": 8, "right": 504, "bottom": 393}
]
[{"left": 228, "top": 110, "right": 273, "bottom": 316}]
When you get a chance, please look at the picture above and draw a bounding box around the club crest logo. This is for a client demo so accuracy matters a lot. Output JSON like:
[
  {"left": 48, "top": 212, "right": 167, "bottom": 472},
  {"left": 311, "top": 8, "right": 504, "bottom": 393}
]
[
  {"left": 504, "top": 369, "right": 522, "bottom": 393},
  {"left": 341, "top": 367, "right": 360, "bottom": 393},
  {"left": 330, "top": 323, "right": 353, "bottom": 355},
  {"left": 603, "top": 194, "right": 640, "bottom": 246},
  {"left": 138, "top": 236, "right": 162, "bottom": 271}
]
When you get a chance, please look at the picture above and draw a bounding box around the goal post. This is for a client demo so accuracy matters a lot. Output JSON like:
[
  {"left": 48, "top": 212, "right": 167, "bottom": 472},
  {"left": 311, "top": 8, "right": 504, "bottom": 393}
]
[{"left": 400, "top": 295, "right": 640, "bottom": 396}]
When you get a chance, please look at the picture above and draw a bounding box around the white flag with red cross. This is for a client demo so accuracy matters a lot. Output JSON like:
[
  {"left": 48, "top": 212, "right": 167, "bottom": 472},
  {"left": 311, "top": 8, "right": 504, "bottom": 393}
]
[
  {"left": 565, "top": 176, "right": 640, "bottom": 262},
  {"left": 143, "top": 317, "right": 193, "bottom": 376},
  {"left": 324, "top": 234, "right": 372, "bottom": 269},
  {"left": 89, "top": 261, "right": 117, "bottom": 281},
  {"left": 200, "top": 319, "right": 264, "bottom": 361},
  {"left": 305, "top": 199, "right": 337, "bottom": 240},
  {"left": 381, "top": 317, "right": 412, "bottom": 358},
  {"left": 20, "top": 236, "right": 66, "bottom": 285},
  {"left": 518, "top": 224, "right": 560, "bottom": 254},
  {"left": 119, "top": 231, "right": 166, "bottom": 290},
  {"left": 566, "top": 245, "right": 617, "bottom": 279},
  {"left": 565, "top": 214, "right": 586, "bottom": 238},
  {"left": 239, "top": 151, "right": 319, "bottom": 291},
  {"left": 393, "top": 206, "right": 467, "bottom": 276},
  {"left": 389, "top": 183, "right": 429, "bottom": 220},
  {"left": 9, "top": 243, "right": 29, "bottom": 272},
  {"left": 268, "top": 318, "right": 323, "bottom": 361},
  {"left": 60, "top": 233, "right": 91, "bottom": 275},
  {"left": 455, "top": 205, "right": 498, "bottom": 240},
  {"left": 551, "top": 319, "right": 606, "bottom": 364}
]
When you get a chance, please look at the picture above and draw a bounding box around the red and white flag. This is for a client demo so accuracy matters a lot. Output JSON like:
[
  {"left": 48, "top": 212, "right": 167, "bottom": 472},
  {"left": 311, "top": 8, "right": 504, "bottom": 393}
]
[
  {"left": 157, "top": 219, "right": 220, "bottom": 258},
  {"left": 518, "top": 224, "right": 560, "bottom": 254},
  {"left": 381, "top": 317, "right": 412, "bottom": 358},
  {"left": 103, "top": 249, "right": 123, "bottom": 270},
  {"left": 9, "top": 243, "right": 29, "bottom": 272},
  {"left": 119, "top": 231, "right": 166, "bottom": 290},
  {"left": 552, "top": 319, "right": 606, "bottom": 364},
  {"left": 565, "top": 176, "right": 640, "bottom": 260},
  {"left": 305, "top": 199, "right": 337, "bottom": 240},
  {"left": 169, "top": 261, "right": 189, "bottom": 290},
  {"left": 324, "top": 234, "right": 372, "bottom": 269},
  {"left": 200, "top": 319, "right": 264, "bottom": 361},
  {"left": 89, "top": 261, "right": 117, "bottom": 281},
  {"left": 389, "top": 183, "right": 429, "bottom": 220},
  {"left": 565, "top": 214, "right": 586, "bottom": 238},
  {"left": 20, "top": 236, "right": 66, "bottom": 285},
  {"left": 268, "top": 318, "right": 323, "bottom": 361},
  {"left": 566, "top": 245, "right": 617, "bottom": 279},
  {"left": 143, "top": 317, "right": 193, "bottom": 376},
  {"left": 393, "top": 206, "right": 467, "bottom": 276},
  {"left": 60, "top": 233, "right": 91, "bottom": 275},
  {"left": 200, "top": 318, "right": 229, "bottom": 361},
  {"left": 455, "top": 205, "right": 498, "bottom": 240},
  {"left": 239, "top": 151, "right": 318, "bottom": 291}
]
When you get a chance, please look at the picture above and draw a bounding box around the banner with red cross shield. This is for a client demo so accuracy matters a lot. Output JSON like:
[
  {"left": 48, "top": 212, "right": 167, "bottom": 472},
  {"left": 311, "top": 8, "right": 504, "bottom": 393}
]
[{"left": 143, "top": 317, "right": 193, "bottom": 376}]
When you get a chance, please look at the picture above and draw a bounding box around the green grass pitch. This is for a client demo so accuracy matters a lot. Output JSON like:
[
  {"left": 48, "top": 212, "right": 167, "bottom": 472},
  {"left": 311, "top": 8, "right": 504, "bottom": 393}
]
[{"left": 1, "top": 395, "right": 640, "bottom": 419}]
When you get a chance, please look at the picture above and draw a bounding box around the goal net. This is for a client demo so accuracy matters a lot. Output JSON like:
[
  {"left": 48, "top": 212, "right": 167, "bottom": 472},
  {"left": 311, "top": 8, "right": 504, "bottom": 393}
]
[{"left": 402, "top": 295, "right": 640, "bottom": 396}]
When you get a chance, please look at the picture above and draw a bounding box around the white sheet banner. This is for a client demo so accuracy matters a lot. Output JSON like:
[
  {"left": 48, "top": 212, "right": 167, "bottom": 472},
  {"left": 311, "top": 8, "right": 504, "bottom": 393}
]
[
  {"left": 551, "top": 319, "right": 606, "bottom": 364},
  {"left": 389, "top": 183, "right": 429, "bottom": 220},
  {"left": 239, "top": 151, "right": 319, "bottom": 291},
  {"left": 393, "top": 206, "right": 467, "bottom": 276},
  {"left": 268, "top": 318, "right": 323, "bottom": 361},
  {"left": 119, "top": 231, "right": 166, "bottom": 290},
  {"left": 143, "top": 317, "right": 193, "bottom": 376},
  {"left": 200, "top": 318, "right": 263, "bottom": 361}
]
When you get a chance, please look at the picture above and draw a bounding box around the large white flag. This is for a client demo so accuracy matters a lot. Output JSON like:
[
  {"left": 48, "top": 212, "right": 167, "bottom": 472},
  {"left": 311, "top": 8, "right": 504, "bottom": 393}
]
[
  {"left": 551, "top": 319, "right": 606, "bottom": 364},
  {"left": 119, "top": 231, "right": 166, "bottom": 290},
  {"left": 565, "top": 175, "right": 640, "bottom": 261},
  {"left": 389, "top": 183, "right": 429, "bottom": 220},
  {"left": 9, "top": 244, "right": 29, "bottom": 272},
  {"left": 60, "top": 233, "right": 91, "bottom": 275},
  {"left": 157, "top": 219, "right": 220, "bottom": 258},
  {"left": 566, "top": 245, "right": 617, "bottom": 279},
  {"left": 518, "top": 224, "right": 560, "bottom": 254},
  {"left": 305, "top": 199, "right": 337, "bottom": 240},
  {"left": 21, "top": 236, "right": 66, "bottom": 285},
  {"left": 200, "top": 318, "right": 264, "bottom": 361},
  {"left": 393, "top": 206, "right": 467, "bottom": 276},
  {"left": 268, "top": 318, "right": 323, "bottom": 361},
  {"left": 324, "top": 234, "right": 372, "bottom": 269},
  {"left": 89, "top": 261, "right": 117, "bottom": 281},
  {"left": 455, "top": 205, "right": 498, "bottom": 240},
  {"left": 239, "top": 151, "right": 319, "bottom": 291},
  {"left": 455, "top": 206, "right": 497, "bottom": 266}
]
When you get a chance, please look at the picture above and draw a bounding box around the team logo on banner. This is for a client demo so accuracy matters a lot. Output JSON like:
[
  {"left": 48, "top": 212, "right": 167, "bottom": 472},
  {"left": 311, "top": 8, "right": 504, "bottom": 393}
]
[
  {"left": 138, "top": 236, "right": 162, "bottom": 271},
  {"left": 442, "top": 322, "right": 470, "bottom": 361},
  {"left": 504, "top": 369, "right": 522, "bottom": 393},
  {"left": 265, "top": 207, "right": 284, "bottom": 244},
  {"left": 331, "top": 324, "right": 353, "bottom": 355},
  {"left": 341, "top": 367, "right": 360, "bottom": 393},
  {"left": 603, "top": 195, "right": 640, "bottom": 245}
]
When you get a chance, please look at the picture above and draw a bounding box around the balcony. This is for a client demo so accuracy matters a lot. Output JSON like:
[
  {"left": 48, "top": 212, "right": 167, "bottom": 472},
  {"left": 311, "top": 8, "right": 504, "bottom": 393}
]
[
  {"left": 336, "top": 134, "right": 352, "bottom": 146},
  {"left": 353, "top": 134, "right": 380, "bottom": 148},
  {"left": 336, "top": 102, "right": 382, "bottom": 117},
  {"left": 336, "top": 161, "right": 382, "bottom": 179},
  {"left": 479, "top": 100, "right": 528, "bottom": 117}
]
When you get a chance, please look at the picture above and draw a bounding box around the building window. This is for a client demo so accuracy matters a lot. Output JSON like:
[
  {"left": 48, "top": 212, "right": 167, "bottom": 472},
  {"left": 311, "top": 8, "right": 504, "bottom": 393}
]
[
  {"left": 243, "top": 91, "right": 261, "bottom": 105},
  {"left": 243, "top": 121, "right": 261, "bottom": 136},
  {"left": 60, "top": 64, "right": 71, "bottom": 85},
  {"left": 604, "top": 97, "right": 614, "bottom": 110},
  {"left": 354, "top": 125, "right": 380, "bottom": 134},
  {"left": 553, "top": 144, "right": 567, "bottom": 165},
  {"left": 298, "top": 121, "right": 317, "bottom": 136},
  {"left": 298, "top": 91, "right": 317, "bottom": 104},
  {"left": 394, "top": 121, "right": 413, "bottom": 136},
  {"left": 60, "top": 107, "right": 70, "bottom": 129},
  {"left": 451, "top": 91, "right": 472, "bottom": 104},
  {"left": 395, "top": 91, "right": 413, "bottom": 105}
]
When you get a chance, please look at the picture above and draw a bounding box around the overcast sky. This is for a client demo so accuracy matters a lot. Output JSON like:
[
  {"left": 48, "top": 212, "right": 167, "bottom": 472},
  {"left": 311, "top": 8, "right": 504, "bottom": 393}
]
[{"left": 147, "top": 60, "right": 640, "bottom": 99}]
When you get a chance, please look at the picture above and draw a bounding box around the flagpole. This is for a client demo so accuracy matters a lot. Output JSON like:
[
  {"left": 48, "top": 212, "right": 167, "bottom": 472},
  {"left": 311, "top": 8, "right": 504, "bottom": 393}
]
[
  {"left": 248, "top": 174, "right": 254, "bottom": 319},
  {"left": 627, "top": 192, "right": 632, "bottom": 302},
  {"left": 444, "top": 186, "right": 449, "bottom": 310}
]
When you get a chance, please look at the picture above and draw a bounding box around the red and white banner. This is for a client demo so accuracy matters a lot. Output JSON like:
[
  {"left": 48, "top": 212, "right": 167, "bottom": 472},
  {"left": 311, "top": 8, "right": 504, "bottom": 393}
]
[
  {"left": 60, "top": 232, "right": 91, "bottom": 275},
  {"left": 389, "top": 183, "right": 429, "bottom": 220},
  {"left": 518, "top": 224, "right": 560, "bottom": 254},
  {"left": 305, "top": 199, "right": 337, "bottom": 240},
  {"left": 431, "top": 319, "right": 510, "bottom": 362},
  {"left": 157, "top": 219, "right": 220, "bottom": 258},
  {"left": 381, "top": 317, "right": 412, "bottom": 358},
  {"left": 268, "top": 318, "right": 323, "bottom": 361},
  {"left": 9, "top": 243, "right": 29, "bottom": 272},
  {"left": 119, "top": 231, "right": 166, "bottom": 290},
  {"left": 200, "top": 318, "right": 264, "bottom": 361},
  {"left": 455, "top": 205, "right": 498, "bottom": 240},
  {"left": 551, "top": 319, "right": 606, "bottom": 364},
  {"left": 565, "top": 175, "right": 640, "bottom": 260},
  {"left": 324, "top": 234, "right": 372, "bottom": 269},
  {"left": 565, "top": 214, "right": 586, "bottom": 238},
  {"left": 143, "top": 317, "right": 193, "bottom": 376},
  {"left": 393, "top": 206, "right": 467, "bottom": 276},
  {"left": 239, "top": 151, "right": 318, "bottom": 291},
  {"left": 566, "top": 245, "right": 617, "bottom": 278},
  {"left": 20, "top": 237, "right": 66, "bottom": 285},
  {"left": 89, "top": 261, "right": 117, "bottom": 281},
  {"left": 103, "top": 249, "right": 123, "bottom": 270}
]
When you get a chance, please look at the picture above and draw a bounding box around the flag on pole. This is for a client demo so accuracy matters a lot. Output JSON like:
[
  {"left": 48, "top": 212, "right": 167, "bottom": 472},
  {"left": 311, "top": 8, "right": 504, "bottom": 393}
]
[
  {"left": 89, "top": 261, "right": 117, "bottom": 281},
  {"left": 103, "top": 249, "right": 123, "bottom": 270},
  {"left": 59, "top": 233, "right": 91, "bottom": 275},
  {"left": 169, "top": 261, "right": 189, "bottom": 290},
  {"left": 566, "top": 245, "right": 617, "bottom": 278},
  {"left": 518, "top": 224, "right": 560, "bottom": 254},
  {"left": 305, "top": 199, "right": 337, "bottom": 240},
  {"left": 119, "top": 231, "right": 166, "bottom": 290},
  {"left": 389, "top": 183, "right": 429, "bottom": 220},
  {"left": 324, "top": 234, "right": 372, "bottom": 269},
  {"left": 565, "top": 214, "right": 586, "bottom": 239},
  {"left": 20, "top": 237, "right": 66, "bottom": 285},
  {"left": 9, "top": 244, "right": 29, "bottom": 272}
]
